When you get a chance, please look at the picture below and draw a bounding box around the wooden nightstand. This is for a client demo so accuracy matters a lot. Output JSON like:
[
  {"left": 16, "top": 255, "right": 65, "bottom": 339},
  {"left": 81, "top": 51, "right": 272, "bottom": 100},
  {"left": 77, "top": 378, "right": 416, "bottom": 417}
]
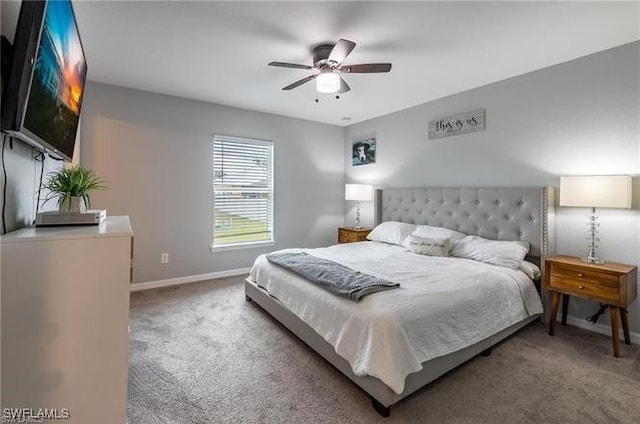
[
  {"left": 338, "top": 227, "right": 371, "bottom": 243},
  {"left": 544, "top": 255, "right": 637, "bottom": 357}
]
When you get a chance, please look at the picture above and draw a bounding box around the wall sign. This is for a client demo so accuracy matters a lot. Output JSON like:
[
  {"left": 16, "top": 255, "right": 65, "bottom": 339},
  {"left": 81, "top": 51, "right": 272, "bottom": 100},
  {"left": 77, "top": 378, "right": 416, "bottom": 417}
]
[{"left": 428, "top": 109, "right": 485, "bottom": 139}]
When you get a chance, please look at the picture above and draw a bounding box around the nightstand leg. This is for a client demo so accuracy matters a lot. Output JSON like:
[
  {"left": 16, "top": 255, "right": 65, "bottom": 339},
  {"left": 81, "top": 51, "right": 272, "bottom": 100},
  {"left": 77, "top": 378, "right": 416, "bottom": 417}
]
[
  {"left": 549, "top": 292, "right": 560, "bottom": 336},
  {"left": 620, "top": 309, "right": 631, "bottom": 345},
  {"left": 561, "top": 294, "right": 569, "bottom": 326},
  {"left": 609, "top": 306, "right": 620, "bottom": 358}
]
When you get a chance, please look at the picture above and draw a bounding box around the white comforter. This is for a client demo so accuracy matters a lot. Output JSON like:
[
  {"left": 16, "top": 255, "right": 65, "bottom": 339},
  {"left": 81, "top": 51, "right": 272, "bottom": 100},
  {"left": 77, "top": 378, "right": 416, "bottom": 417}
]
[{"left": 249, "top": 241, "right": 542, "bottom": 394}]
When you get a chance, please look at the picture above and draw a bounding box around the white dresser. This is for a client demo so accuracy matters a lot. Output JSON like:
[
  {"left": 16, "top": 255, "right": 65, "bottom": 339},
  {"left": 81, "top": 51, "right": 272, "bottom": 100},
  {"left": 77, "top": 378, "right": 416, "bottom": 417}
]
[{"left": 1, "top": 216, "right": 133, "bottom": 424}]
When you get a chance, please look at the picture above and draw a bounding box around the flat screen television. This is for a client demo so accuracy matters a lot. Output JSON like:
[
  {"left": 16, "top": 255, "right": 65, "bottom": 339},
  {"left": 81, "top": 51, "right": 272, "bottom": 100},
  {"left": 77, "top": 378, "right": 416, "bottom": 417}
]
[{"left": 1, "top": 0, "right": 87, "bottom": 162}]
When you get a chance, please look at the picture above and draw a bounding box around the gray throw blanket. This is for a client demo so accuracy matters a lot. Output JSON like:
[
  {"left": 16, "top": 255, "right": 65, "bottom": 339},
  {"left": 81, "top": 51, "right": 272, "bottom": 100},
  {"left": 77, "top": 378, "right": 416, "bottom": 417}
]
[{"left": 265, "top": 252, "right": 399, "bottom": 301}]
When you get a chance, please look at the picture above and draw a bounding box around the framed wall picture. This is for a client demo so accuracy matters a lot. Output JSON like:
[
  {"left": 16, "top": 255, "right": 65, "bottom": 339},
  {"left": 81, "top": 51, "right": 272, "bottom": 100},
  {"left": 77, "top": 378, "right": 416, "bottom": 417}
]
[{"left": 352, "top": 137, "right": 376, "bottom": 166}]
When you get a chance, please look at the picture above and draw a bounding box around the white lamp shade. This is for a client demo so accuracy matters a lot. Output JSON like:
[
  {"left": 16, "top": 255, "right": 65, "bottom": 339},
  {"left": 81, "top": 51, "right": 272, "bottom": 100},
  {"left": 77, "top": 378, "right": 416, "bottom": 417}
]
[
  {"left": 560, "top": 175, "right": 632, "bottom": 209},
  {"left": 345, "top": 184, "right": 373, "bottom": 201},
  {"left": 316, "top": 72, "right": 340, "bottom": 93}
]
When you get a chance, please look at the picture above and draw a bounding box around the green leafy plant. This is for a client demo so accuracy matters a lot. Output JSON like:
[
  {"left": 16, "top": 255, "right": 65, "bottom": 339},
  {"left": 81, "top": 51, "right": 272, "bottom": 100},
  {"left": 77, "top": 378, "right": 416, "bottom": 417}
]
[{"left": 42, "top": 165, "right": 106, "bottom": 211}]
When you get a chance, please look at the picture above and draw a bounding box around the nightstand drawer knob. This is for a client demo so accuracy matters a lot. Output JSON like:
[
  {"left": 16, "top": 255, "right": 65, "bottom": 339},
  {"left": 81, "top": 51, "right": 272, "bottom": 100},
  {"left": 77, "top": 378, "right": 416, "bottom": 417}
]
[
  {"left": 578, "top": 285, "right": 585, "bottom": 289},
  {"left": 577, "top": 273, "right": 584, "bottom": 277}
]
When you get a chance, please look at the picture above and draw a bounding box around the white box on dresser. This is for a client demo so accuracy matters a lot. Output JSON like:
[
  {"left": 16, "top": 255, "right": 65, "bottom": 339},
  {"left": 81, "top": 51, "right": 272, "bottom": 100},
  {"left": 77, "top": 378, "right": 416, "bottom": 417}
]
[{"left": 1, "top": 216, "right": 134, "bottom": 424}]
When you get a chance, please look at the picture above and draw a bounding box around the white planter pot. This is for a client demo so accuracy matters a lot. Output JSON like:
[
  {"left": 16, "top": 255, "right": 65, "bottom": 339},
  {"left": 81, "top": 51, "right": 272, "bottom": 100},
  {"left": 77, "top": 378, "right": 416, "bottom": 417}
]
[{"left": 59, "top": 197, "right": 87, "bottom": 213}]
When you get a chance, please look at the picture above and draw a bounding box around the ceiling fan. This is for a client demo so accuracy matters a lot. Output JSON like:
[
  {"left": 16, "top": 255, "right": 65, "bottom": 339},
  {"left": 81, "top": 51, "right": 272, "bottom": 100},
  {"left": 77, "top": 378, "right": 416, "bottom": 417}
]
[{"left": 268, "top": 39, "right": 392, "bottom": 94}]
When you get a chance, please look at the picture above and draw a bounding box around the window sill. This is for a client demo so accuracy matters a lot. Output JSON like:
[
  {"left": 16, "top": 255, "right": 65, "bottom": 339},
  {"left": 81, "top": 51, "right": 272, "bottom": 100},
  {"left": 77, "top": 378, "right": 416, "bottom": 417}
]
[{"left": 210, "top": 240, "right": 275, "bottom": 253}]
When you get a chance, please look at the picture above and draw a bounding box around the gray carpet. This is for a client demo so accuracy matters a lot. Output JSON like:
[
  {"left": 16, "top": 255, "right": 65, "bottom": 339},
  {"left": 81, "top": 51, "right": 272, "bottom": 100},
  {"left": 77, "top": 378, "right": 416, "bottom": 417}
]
[{"left": 128, "top": 276, "right": 640, "bottom": 424}]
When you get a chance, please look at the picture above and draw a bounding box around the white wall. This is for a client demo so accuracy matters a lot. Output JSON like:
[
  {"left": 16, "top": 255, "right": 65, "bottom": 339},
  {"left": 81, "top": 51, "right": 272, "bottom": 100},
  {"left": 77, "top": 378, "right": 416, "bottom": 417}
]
[
  {"left": 344, "top": 42, "right": 640, "bottom": 333},
  {"left": 80, "top": 82, "right": 345, "bottom": 284}
]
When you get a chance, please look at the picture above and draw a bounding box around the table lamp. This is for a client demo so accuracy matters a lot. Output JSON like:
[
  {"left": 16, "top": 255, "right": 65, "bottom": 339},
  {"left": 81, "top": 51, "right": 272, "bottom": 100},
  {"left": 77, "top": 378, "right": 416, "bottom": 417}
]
[
  {"left": 345, "top": 184, "right": 373, "bottom": 229},
  {"left": 560, "top": 175, "right": 632, "bottom": 264}
]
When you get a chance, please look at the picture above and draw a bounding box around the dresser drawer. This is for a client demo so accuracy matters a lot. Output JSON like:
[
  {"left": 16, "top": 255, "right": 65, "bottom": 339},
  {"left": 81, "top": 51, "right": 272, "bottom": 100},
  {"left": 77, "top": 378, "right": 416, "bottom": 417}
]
[
  {"left": 550, "top": 264, "right": 620, "bottom": 288},
  {"left": 549, "top": 276, "right": 619, "bottom": 303}
]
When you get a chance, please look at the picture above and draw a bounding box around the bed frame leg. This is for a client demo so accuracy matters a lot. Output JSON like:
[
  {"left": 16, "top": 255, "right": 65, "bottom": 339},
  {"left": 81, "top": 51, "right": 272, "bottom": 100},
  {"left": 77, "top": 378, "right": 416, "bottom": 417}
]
[
  {"left": 371, "top": 398, "right": 390, "bottom": 418},
  {"left": 481, "top": 347, "right": 492, "bottom": 357},
  {"left": 245, "top": 294, "right": 252, "bottom": 302}
]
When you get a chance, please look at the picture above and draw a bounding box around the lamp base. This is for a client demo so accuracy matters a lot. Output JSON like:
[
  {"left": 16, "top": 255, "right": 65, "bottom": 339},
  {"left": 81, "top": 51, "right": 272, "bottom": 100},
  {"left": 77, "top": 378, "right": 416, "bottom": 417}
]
[
  {"left": 353, "top": 200, "right": 361, "bottom": 229},
  {"left": 583, "top": 207, "right": 604, "bottom": 265},
  {"left": 581, "top": 256, "right": 604, "bottom": 265}
]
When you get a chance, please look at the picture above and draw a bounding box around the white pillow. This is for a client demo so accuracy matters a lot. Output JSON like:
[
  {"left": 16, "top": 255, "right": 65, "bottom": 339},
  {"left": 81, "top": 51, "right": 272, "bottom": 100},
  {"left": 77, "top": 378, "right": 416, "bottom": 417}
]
[
  {"left": 405, "top": 235, "right": 451, "bottom": 257},
  {"left": 405, "top": 225, "right": 466, "bottom": 248},
  {"left": 519, "top": 261, "right": 541, "bottom": 280},
  {"left": 450, "top": 235, "right": 529, "bottom": 270},
  {"left": 366, "top": 221, "right": 417, "bottom": 246}
]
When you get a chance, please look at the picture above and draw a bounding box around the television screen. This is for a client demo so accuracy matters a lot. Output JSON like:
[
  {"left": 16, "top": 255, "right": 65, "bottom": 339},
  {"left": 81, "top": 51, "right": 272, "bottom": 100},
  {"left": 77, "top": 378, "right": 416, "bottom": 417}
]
[{"left": 1, "top": 0, "right": 86, "bottom": 162}]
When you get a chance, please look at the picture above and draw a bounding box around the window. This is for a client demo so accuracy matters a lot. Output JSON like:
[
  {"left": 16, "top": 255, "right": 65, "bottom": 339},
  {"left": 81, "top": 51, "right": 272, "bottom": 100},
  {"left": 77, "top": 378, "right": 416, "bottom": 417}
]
[{"left": 212, "top": 135, "right": 274, "bottom": 249}]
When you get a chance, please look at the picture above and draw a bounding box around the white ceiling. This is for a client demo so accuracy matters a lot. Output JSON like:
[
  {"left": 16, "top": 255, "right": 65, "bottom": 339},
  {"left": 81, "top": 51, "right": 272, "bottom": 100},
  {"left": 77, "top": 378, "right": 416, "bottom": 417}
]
[{"left": 42, "top": 1, "right": 640, "bottom": 126}]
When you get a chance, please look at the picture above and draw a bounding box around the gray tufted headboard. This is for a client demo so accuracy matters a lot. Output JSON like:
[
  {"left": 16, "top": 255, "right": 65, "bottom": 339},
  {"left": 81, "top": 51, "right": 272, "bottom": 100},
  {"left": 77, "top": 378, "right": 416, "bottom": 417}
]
[{"left": 376, "top": 187, "right": 555, "bottom": 260}]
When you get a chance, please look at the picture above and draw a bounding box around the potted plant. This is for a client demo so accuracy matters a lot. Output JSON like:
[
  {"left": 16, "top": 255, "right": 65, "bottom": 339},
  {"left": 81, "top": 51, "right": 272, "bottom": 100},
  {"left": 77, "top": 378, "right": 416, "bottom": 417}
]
[{"left": 43, "top": 165, "right": 106, "bottom": 213}]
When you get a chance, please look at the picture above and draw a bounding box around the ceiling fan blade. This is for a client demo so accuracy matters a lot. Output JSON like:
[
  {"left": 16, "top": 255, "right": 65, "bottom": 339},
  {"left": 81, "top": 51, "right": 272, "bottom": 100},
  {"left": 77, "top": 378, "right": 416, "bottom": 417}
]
[
  {"left": 269, "top": 61, "right": 313, "bottom": 70},
  {"left": 282, "top": 74, "right": 317, "bottom": 90},
  {"left": 341, "top": 63, "right": 392, "bottom": 73},
  {"left": 328, "top": 39, "right": 356, "bottom": 66},
  {"left": 338, "top": 76, "right": 351, "bottom": 94}
]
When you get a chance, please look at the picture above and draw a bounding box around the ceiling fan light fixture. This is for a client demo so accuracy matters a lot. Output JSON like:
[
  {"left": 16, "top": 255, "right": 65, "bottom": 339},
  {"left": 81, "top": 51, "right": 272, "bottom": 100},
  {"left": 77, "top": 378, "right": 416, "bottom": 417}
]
[
  {"left": 270, "top": 39, "right": 391, "bottom": 94},
  {"left": 316, "top": 72, "right": 340, "bottom": 93}
]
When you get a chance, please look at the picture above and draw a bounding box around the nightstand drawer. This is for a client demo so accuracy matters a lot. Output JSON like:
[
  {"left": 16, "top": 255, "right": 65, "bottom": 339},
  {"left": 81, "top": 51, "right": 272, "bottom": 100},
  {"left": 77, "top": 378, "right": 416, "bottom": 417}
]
[
  {"left": 339, "top": 233, "right": 360, "bottom": 243},
  {"left": 338, "top": 227, "right": 371, "bottom": 243},
  {"left": 550, "top": 264, "right": 620, "bottom": 288},
  {"left": 549, "top": 276, "right": 619, "bottom": 303}
]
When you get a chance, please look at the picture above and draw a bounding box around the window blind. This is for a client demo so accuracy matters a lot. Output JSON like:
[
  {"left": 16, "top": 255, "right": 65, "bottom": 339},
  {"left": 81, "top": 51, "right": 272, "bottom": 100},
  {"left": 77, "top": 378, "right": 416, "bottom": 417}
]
[{"left": 213, "top": 135, "right": 273, "bottom": 247}]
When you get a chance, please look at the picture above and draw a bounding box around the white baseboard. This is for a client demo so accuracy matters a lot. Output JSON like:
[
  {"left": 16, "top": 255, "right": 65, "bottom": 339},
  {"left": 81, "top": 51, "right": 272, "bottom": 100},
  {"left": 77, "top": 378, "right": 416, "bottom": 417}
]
[
  {"left": 130, "top": 268, "right": 252, "bottom": 292},
  {"left": 558, "top": 314, "right": 640, "bottom": 345}
]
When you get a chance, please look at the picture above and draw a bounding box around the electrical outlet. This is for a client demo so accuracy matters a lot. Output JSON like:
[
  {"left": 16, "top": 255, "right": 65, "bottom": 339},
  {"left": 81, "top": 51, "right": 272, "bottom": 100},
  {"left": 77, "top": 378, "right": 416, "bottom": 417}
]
[{"left": 161, "top": 253, "right": 169, "bottom": 264}]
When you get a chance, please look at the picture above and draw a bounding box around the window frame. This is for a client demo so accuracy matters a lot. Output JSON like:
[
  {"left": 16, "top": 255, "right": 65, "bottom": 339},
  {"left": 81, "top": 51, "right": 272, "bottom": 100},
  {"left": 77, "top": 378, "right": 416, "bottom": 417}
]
[{"left": 210, "top": 134, "right": 275, "bottom": 252}]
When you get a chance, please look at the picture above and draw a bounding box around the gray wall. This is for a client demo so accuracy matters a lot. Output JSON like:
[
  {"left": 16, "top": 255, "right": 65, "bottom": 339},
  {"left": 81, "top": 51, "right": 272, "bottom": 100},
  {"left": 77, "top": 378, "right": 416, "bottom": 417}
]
[
  {"left": 0, "top": 140, "right": 62, "bottom": 234},
  {"left": 80, "top": 82, "right": 344, "bottom": 284},
  {"left": 344, "top": 42, "right": 640, "bottom": 333}
]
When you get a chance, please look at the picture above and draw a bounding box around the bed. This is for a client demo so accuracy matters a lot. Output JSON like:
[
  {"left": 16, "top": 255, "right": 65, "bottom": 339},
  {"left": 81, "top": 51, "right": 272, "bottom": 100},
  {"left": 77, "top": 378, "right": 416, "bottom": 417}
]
[{"left": 245, "top": 187, "right": 555, "bottom": 416}]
